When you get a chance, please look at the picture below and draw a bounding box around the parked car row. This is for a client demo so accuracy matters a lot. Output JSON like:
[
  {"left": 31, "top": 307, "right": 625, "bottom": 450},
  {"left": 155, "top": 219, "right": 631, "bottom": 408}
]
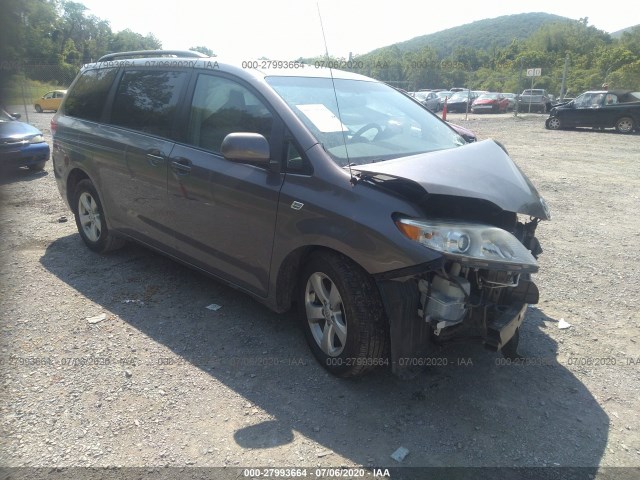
[{"left": 408, "top": 89, "right": 519, "bottom": 114}]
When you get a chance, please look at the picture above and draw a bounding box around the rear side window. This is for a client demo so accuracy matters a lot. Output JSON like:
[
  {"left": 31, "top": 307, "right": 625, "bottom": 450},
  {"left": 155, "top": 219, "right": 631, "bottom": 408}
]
[
  {"left": 64, "top": 68, "right": 117, "bottom": 121},
  {"left": 110, "top": 70, "right": 189, "bottom": 138}
]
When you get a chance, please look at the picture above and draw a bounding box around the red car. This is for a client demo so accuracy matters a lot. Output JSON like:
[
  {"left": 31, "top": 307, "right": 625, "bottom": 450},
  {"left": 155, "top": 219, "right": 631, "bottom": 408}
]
[{"left": 471, "top": 93, "right": 510, "bottom": 113}]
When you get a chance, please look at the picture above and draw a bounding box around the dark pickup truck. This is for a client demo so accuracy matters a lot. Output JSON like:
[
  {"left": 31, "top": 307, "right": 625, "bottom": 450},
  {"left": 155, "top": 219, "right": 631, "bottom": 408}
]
[
  {"left": 545, "top": 90, "right": 640, "bottom": 133},
  {"left": 517, "top": 89, "right": 550, "bottom": 113}
]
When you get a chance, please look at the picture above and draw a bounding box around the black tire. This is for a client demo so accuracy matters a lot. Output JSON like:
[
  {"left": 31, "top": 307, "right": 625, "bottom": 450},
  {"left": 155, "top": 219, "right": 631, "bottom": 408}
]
[
  {"left": 546, "top": 117, "right": 562, "bottom": 130},
  {"left": 298, "top": 251, "right": 389, "bottom": 378},
  {"left": 28, "top": 161, "right": 46, "bottom": 171},
  {"left": 34, "top": 104, "right": 43, "bottom": 113},
  {"left": 615, "top": 117, "right": 635, "bottom": 134},
  {"left": 73, "top": 179, "right": 125, "bottom": 253},
  {"left": 501, "top": 328, "right": 523, "bottom": 360}
]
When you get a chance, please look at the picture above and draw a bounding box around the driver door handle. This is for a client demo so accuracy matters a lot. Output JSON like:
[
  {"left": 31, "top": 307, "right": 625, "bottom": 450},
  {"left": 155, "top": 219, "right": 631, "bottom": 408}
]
[{"left": 171, "top": 157, "right": 192, "bottom": 175}]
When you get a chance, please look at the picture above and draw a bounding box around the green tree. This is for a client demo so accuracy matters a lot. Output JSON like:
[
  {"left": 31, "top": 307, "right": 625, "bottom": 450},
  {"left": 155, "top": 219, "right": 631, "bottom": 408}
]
[
  {"left": 109, "top": 29, "right": 161, "bottom": 52},
  {"left": 190, "top": 46, "right": 215, "bottom": 56},
  {"left": 403, "top": 47, "right": 439, "bottom": 89}
]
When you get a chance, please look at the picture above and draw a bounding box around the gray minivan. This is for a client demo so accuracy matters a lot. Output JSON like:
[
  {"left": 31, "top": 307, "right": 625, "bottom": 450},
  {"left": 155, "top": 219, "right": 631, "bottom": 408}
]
[{"left": 52, "top": 50, "right": 549, "bottom": 378}]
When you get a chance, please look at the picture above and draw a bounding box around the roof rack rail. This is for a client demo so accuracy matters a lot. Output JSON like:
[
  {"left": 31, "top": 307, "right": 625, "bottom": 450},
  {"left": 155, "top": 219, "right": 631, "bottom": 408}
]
[{"left": 97, "top": 50, "right": 208, "bottom": 62}]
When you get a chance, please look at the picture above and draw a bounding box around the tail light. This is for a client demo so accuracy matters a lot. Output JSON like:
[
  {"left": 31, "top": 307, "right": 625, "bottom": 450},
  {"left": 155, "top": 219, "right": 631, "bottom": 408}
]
[{"left": 50, "top": 118, "right": 57, "bottom": 135}]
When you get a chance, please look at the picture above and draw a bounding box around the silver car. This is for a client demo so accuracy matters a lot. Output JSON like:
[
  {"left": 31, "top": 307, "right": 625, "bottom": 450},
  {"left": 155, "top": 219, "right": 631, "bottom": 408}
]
[{"left": 414, "top": 91, "right": 440, "bottom": 111}]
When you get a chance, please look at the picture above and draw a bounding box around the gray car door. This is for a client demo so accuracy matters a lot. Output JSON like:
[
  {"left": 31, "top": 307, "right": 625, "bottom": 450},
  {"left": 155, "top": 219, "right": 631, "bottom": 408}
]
[
  {"left": 167, "top": 73, "right": 284, "bottom": 296},
  {"left": 107, "top": 68, "right": 190, "bottom": 249}
]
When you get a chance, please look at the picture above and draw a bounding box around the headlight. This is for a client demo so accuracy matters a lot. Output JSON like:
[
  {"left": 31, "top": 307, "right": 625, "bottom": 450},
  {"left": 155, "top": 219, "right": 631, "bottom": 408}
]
[
  {"left": 395, "top": 218, "right": 538, "bottom": 271},
  {"left": 29, "top": 135, "right": 45, "bottom": 144}
]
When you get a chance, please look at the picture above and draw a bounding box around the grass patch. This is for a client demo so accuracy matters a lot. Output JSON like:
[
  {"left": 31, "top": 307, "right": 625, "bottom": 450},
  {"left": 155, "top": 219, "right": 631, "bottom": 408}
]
[{"left": 2, "top": 75, "right": 69, "bottom": 107}]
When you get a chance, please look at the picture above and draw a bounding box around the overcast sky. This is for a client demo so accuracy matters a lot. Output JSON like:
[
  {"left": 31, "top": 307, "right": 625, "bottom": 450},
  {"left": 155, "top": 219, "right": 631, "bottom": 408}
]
[{"left": 78, "top": 0, "right": 639, "bottom": 61}]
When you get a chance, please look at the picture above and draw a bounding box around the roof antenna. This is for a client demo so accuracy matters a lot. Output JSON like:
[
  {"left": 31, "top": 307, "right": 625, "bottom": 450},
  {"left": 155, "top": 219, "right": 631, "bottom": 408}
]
[{"left": 317, "top": 2, "right": 357, "bottom": 186}]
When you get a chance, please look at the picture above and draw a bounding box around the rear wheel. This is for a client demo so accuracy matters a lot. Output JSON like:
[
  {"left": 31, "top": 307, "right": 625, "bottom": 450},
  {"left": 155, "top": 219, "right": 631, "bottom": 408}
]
[
  {"left": 615, "top": 117, "right": 635, "bottom": 134},
  {"left": 299, "top": 252, "right": 389, "bottom": 378},
  {"left": 73, "top": 179, "right": 125, "bottom": 253},
  {"left": 34, "top": 104, "right": 43, "bottom": 113}
]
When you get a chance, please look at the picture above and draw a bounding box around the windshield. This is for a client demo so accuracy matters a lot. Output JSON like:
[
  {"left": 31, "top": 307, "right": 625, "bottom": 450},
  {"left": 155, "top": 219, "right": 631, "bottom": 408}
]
[
  {"left": 573, "top": 92, "right": 604, "bottom": 108},
  {"left": 266, "top": 76, "right": 465, "bottom": 167},
  {"left": 478, "top": 93, "right": 500, "bottom": 100}
]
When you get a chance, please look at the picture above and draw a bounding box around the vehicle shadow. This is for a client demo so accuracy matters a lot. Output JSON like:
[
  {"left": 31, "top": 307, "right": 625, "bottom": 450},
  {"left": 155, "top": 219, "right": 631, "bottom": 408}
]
[
  {"left": 571, "top": 127, "right": 640, "bottom": 135},
  {"left": 39, "top": 235, "right": 608, "bottom": 470},
  {"left": 0, "top": 167, "right": 49, "bottom": 186}
]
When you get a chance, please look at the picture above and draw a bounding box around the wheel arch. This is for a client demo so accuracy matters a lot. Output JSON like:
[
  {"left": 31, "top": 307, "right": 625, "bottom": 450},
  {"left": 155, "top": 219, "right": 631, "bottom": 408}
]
[
  {"left": 274, "top": 245, "right": 371, "bottom": 313},
  {"left": 65, "top": 168, "right": 92, "bottom": 213}
]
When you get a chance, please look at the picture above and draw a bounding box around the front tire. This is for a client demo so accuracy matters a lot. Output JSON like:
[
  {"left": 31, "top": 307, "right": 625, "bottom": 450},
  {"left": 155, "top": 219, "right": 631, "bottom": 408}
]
[
  {"left": 34, "top": 105, "right": 43, "bottom": 113},
  {"left": 299, "top": 252, "right": 389, "bottom": 378},
  {"left": 615, "top": 117, "right": 635, "bottom": 134},
  {"left": 546, "top": 117, "right": 562, "bottom": 130},
  {"left": 73, "top": 179, "right": 125, "bottom": 253}
]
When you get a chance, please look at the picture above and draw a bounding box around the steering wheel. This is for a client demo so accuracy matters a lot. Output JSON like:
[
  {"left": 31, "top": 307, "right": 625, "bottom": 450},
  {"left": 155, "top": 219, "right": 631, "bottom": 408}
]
[{"left": 351, "top": 123, "right": 383, "bottom": 142}]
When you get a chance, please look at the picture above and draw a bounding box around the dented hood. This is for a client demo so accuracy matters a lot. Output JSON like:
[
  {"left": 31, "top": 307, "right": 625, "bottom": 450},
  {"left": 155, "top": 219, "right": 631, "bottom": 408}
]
[{"left": 353, "top": 139, "right": 550, "bottom": 220}]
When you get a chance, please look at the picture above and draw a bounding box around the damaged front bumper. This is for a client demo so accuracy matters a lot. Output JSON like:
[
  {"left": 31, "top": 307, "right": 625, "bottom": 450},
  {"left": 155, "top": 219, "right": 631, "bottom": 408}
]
[{"left": 376, "top": 261, "right": 540, "bottom": 378}]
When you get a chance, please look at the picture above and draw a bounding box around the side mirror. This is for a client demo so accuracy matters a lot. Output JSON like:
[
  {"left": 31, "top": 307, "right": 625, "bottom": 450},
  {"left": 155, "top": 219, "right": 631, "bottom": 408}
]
[
  {"left": 221, "top": 132, "right": 270, "bottom": 165},
  {"left": 11, "top": 113, "right": 21, "bottom": 119}
]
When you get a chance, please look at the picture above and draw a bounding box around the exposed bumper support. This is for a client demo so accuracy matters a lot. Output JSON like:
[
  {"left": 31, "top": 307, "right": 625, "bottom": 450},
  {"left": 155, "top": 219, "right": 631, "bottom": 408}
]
[
  {"left": 377, "top": 279, "right": 431, "bottom": 379},
  {"left": 484, "top": 303, "right": 527, "bottom": 351},
  {"left": 377, "top": 274, "right": 540, "bottom": 378}
]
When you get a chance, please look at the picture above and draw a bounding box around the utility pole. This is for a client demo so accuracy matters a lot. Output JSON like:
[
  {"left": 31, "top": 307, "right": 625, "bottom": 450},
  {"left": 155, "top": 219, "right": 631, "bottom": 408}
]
[
  {"left": 559, "top": 55, "right": 569, "bottom": 100},
  {"left": 515, "top": 58, "right": 523, "bottom": 117}
]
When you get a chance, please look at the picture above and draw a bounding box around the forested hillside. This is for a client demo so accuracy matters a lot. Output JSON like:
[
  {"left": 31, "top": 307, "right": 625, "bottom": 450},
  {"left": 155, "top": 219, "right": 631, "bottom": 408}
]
[
  {"left": 1, "top": 2, "right": 639, "bottom": 100},
  {"left": 366, "top": 13, "right": 570, "bottom": 58},
  {"left": 304, "top": 15, "right": 640, "bottom": 95}
]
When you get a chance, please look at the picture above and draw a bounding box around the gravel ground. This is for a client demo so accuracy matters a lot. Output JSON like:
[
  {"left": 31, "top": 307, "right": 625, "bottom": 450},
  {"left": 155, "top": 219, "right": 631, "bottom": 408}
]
[{"left": 1, "top": 107, "right": 639, "bottom": 479}]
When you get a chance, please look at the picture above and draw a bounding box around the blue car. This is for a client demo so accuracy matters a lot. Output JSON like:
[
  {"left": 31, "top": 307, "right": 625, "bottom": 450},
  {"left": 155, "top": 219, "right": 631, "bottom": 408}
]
[{"left": 1, "top": 108, "right": 50, "bottom": 171}]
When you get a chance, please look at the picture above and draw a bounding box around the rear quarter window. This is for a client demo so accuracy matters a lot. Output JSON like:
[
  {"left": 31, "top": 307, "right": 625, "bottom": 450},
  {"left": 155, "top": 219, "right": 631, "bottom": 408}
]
[{"left": 63, "top": 67, "right": 118, "bottom": 121}]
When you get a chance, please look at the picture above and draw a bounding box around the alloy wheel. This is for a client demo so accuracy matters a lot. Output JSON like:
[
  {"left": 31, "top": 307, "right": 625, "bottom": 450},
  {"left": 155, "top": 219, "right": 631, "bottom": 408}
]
[
  {"left": 304, "top": 272, "right": 347, "bottom": 357},
  {"left": 77, "top": 192, "right": 102, "bottom": 242}
]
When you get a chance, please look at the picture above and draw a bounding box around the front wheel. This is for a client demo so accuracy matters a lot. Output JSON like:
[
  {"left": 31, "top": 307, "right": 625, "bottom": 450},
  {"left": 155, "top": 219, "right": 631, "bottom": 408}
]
[
  {"left": 546, "top": 117, "right": 562, "bottom": 130},
  {"left": 34, "top": 104, "right": 43, "bottom": 113},
  {"left": 615, "top": 117, "right": 635, "bottom": 134},
  {"left": 299, "top": 252, "right": 389, "bottom": 378},
  {"left": 73, "top": 179, "right": 125, "bottom": 253}
]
